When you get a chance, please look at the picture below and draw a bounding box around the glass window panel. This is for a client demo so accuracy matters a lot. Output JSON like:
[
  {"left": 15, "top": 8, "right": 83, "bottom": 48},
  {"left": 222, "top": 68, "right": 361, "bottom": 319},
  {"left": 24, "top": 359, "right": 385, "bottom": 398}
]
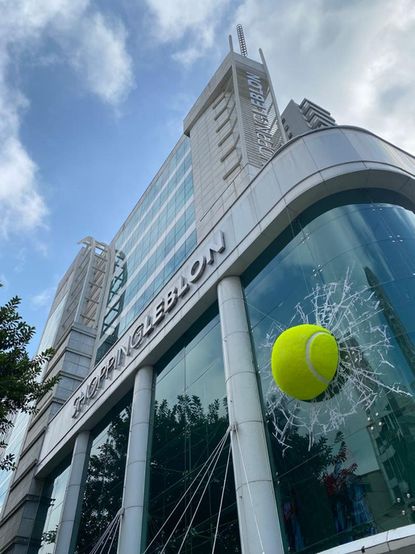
[
  {"left": 243, "top": 191, "right": 415, "bottom": 553},
  {"left": 146, "top": 309, "right": 240, "bottom": 552},
  {"left": 30, "top": 461, "right": 71, "bottom": 554},
  {"left": 74, "top": 396, "right": 131, "bottom": 554}
]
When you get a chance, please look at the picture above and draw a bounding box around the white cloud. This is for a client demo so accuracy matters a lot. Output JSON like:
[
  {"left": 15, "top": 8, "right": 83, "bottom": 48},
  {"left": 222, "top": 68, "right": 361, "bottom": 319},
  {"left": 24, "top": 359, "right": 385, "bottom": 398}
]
[
  {"left": 143, "top": 0, "right": 415, "bottom": 151},
  {"left": 145, "top": 0, "right": 226, "bottom": 41},
  {"left": 0, "top": 137, "right": 47, "bottom": 238},
  {"left": 31, "top": 285, "right": 55, "bottom": 309},
  {"left": 145, "top": 0, "right": 230, "bottom": 64},
  {"left": 0, "top": 0, "right": 134, "bottom": 238},
  {"left": 232, "top": 0, "right": 415, "bottom": 152},
  {"left": 172, "top": 46, "right": 203, "bottom": 67},
  {"left": 70, "top": 14, "right": 134, "bottom": 106},
  {"left": 13, "top": 247, "right": 27, "bottom": 273}
]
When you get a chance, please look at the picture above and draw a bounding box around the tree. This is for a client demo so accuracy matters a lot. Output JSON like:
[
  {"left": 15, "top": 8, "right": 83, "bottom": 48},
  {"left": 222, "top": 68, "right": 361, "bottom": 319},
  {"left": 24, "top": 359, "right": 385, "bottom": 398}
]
[
  {"left": 0, "top": 291, "right": 58, "bottom": 470},
  {"left": 147, "top": 395, "right": 240, "bottom": 553},
  {"left": 71, "top": 394, "right": 240, "bottom": 553},
  {"left": 74, "top": 406, "right": 131, "bottom": 554}
]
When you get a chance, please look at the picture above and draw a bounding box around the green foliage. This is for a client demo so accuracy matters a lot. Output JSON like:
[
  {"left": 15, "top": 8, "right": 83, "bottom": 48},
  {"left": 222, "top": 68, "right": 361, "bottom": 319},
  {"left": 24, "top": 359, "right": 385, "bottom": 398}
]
[
  {"left": 0, "top": 291, "right": 58, "bottom": 470},
  {"left": 75, "top": 406, "right": 131, "bottom": 553},
  {"left": 74, "top": 395, "right": 240, "bottom": 553},
  {"left": 41, "top": 525, "right": 58, "bottom": 545},
  {"left": 148, "top": 395, "right": 240, "bottom": 553}
]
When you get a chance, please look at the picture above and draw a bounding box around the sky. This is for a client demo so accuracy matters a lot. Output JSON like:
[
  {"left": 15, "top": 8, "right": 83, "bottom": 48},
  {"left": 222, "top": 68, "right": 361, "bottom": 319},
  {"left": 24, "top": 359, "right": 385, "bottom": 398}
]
[{"left": 0, "top": 0, "right": 414, "bottom": 355}]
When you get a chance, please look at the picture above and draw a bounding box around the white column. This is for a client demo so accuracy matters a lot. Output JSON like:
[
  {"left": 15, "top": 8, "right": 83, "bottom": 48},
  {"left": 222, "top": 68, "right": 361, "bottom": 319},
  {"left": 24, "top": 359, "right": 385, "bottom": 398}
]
[
  {"left": 55, "top": 430, "right": 90, "bottom": 554},
  {"left": 217, "top": 276, "right": 284, "bottom": 554},
  {"left": 117, "top": 366, "right": 154, "bottom": 554}
]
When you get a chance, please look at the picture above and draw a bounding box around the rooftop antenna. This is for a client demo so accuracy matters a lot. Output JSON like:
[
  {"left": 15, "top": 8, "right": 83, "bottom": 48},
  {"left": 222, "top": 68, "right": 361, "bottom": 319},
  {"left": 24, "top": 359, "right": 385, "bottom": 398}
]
[{"left": 236, "top": 24, "right": 248, "bottom": 57}]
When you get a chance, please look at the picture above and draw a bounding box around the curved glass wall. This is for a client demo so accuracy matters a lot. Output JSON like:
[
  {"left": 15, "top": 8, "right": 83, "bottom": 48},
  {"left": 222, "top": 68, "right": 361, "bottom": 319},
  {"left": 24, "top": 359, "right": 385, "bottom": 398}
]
[
  {"left": 243, "top": 190, "right": 415, "bottom": 553},
  {"left": 74, "top": 395, "right": 131, "bottom": 554},
  {"left": 146, "top": 307, "right": 240, "bottom": 552}
]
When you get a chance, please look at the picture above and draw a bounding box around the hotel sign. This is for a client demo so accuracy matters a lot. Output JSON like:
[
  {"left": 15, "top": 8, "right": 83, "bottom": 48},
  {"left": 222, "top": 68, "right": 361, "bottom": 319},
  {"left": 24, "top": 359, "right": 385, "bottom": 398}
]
[{"left": 72, "top": 231, "right": 226, "bottom": 418}]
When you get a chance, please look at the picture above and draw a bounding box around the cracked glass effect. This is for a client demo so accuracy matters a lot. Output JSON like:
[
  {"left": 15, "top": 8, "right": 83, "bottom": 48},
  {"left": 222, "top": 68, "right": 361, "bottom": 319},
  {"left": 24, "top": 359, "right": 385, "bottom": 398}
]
[
  {"left": 244, "top": 193, "right": 415, "bottom": 552},
  {"left": 262, "top": 268, "right": 411, "bottom": 451}
]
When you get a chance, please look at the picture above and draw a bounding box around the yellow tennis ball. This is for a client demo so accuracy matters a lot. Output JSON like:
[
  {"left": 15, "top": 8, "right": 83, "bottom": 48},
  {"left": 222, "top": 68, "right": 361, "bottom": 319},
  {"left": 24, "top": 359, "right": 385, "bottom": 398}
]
[{"left": 271, "top": 324, "right": 339, "bottom": 400}]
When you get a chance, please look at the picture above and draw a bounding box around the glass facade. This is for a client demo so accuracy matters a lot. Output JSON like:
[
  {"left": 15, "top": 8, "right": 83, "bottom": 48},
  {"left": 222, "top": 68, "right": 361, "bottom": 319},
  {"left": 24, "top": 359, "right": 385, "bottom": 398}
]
[
  {"left": 0, "top": 411, "right": 30, "bottom": 515},
  {"left": 146, "top": 308, "right": 240, "bottom": 552},
  {"left": 97, "top": 136, "right": 196, "bottom": 363},
  {"left": 31, "top": 462, "right": 71, "bottom": 554},
  {"left": 74, "top": 395, "right": 131, "bottom": 554},
  {"left": 243, "top": 190, "right": 415, "bottom": 552}
]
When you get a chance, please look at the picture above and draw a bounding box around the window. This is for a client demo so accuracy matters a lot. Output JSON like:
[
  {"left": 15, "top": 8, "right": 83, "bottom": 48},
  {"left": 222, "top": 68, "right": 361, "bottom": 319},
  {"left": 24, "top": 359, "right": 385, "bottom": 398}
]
[
  {"left": 243, "top": 190, "right": 415, "bottom": 552},
  {"left": 146, "top": 308, "right": 240, "bottom": 552}
]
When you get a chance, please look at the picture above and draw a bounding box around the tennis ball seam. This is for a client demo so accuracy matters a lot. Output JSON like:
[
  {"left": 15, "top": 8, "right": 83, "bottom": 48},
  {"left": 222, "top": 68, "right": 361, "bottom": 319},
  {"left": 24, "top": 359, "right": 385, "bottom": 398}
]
[{"left": 305, "top": 331, "right": 332, "bottom": 385}]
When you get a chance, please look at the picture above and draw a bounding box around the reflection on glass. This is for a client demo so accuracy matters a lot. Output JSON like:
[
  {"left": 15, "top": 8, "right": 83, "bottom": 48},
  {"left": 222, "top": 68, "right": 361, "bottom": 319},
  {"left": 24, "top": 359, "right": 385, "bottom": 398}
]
[
  {"left": 243, "top": 191, "right": 415, "bottom": 552},
  {"left": 146, "top": 309, "right": 240, "bottom": 552},
  {"left": 30, "top": 462, "right": 70, "bottom": 554},
  {"left": 97, "top": 137, "right": 196, "bottom": 365},
  {"left": 74, "top": 397, "right": 131, "bottom": 554}
]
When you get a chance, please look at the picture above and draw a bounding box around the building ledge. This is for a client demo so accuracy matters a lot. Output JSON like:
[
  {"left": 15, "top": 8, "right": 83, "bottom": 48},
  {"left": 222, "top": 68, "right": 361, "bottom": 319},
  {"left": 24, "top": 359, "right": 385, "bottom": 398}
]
[{"left": 318, "top": 524, "right": 415, "bottom": 554}]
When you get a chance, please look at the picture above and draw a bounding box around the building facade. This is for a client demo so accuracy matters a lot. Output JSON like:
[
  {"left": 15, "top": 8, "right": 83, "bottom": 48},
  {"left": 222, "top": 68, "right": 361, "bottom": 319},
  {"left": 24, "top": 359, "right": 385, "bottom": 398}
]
[
  {"left": 1, "top": 43, "right": 415, "bottom": 554},
  {"left": 280, "top": 98, "right": 336, "bottom": 140}
]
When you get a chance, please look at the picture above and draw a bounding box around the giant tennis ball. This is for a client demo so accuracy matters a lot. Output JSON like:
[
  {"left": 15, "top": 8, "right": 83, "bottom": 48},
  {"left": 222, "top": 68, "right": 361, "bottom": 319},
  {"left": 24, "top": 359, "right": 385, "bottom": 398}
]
[{"left": 271, "top": 324, "right": 339, "bottom": 400}]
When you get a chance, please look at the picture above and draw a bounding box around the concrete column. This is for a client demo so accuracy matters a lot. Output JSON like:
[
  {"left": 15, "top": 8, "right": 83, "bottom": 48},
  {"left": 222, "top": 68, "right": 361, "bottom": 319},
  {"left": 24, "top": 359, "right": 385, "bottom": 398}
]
[
  {"left": 117, "top": 366, "right": 154, "bottom": 554},
  {"left": 217, "top": 276, "right": 284, "bottom": 554},
  {"left": 55, "top": 430, "right": 90, "bottom": 554}
]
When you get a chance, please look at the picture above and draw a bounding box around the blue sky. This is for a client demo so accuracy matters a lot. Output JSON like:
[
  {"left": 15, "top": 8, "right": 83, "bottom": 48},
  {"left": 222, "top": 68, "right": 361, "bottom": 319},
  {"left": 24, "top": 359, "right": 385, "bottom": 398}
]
[{"left": 0, "top": 0, "right": 414, "bottom": 355}]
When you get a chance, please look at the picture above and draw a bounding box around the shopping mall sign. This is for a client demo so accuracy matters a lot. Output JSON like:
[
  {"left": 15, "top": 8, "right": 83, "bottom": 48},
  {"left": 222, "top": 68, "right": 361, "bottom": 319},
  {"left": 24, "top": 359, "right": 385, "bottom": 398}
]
[
  {"left": 245, "top": 71, "right": 274, "bottom": 161},
  {"left": 72, "top": 231, "right": 226, "bottom": 418}
]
